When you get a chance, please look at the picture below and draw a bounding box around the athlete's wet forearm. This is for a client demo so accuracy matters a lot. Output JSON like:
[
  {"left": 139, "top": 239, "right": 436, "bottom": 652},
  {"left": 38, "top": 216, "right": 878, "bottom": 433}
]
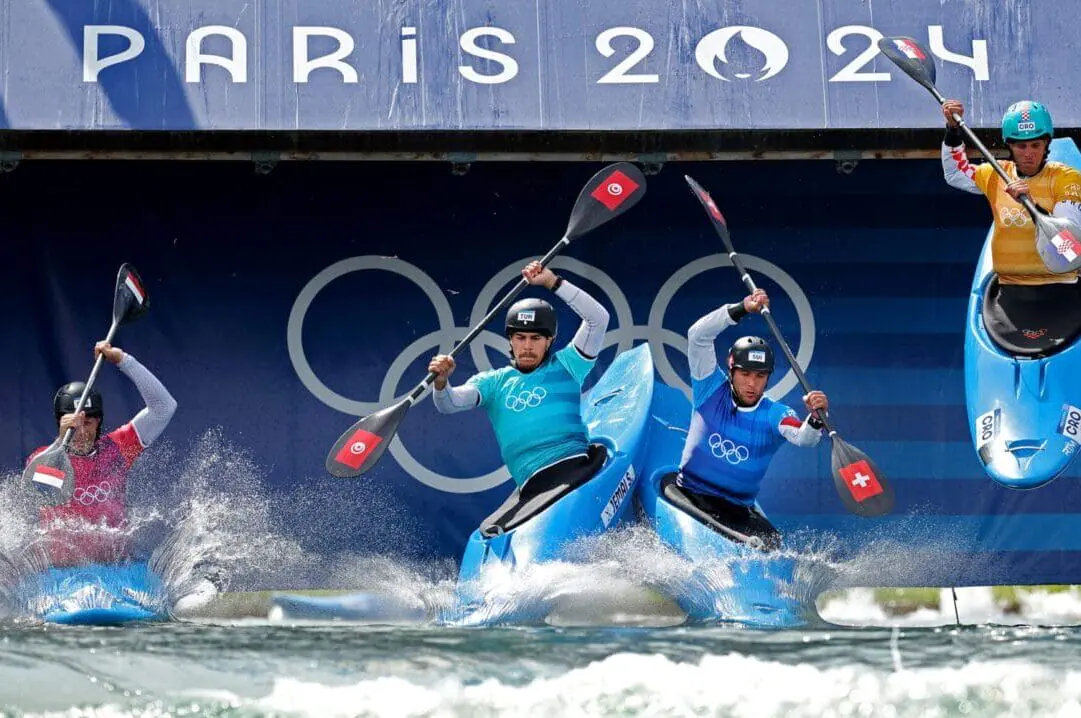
[
  {"left": 433, "top": 384, "right": 480, "bottom": 414},
  {"left": 556, "top": 280, "right": 610, "bottom": 358},
  {"left": 941, "top": 142, "right": 982, "bottom": 195},
  {"left": 687, "top": 304, "right": 737, "bottom": 381},
  {"left": 118, "top": 354, "right": 177, "bottom": 447},
  {"left": 782, "top": 419, "right": 823, "bottom": 447}
]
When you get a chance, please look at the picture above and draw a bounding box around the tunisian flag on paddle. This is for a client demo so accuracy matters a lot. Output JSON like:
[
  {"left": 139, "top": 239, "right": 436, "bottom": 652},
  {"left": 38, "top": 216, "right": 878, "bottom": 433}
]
[
  {"left": 589, "top": 169, "right": 642, "bottom": 212},
  {"left": 334, "top": 428, "right": 384, "bottom": 471}
]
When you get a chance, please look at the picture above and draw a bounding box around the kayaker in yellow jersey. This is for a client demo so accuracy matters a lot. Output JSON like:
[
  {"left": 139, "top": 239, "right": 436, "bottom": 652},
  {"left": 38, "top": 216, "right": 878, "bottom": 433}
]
[{"left": 941, "top": 99, "right": 1081, "bottom": 351}]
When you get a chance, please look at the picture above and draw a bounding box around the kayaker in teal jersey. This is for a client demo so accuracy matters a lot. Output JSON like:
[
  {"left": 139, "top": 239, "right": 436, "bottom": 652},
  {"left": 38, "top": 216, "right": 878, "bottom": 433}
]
[{"left": 428, "top": 260, "right": 610, "bottom": 529}]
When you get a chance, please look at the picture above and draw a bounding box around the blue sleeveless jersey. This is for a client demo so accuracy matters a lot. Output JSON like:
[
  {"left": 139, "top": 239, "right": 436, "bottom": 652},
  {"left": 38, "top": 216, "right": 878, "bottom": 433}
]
[
  {"left": 467, "top": 345, "right": 596, "bottom": 486},
  {"left": 679, "top": 367, "right": 802, "bottom": 505}
]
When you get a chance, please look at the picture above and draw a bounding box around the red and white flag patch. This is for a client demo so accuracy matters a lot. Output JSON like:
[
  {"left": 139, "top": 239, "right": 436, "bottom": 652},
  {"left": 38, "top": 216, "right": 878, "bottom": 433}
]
[
  {"left": 696, "top": 189, "right": 726, "bottom": 224},
  {"left": 124, "top": 273, "right": 146, "bottom": 305},
  {"left": 334, "top": 428, "right": 383, "bottom": 470},
  {"left": 893, "top": 39, "right": 926, "bottom": 60},
  {"left": 839, "top": 460, "right": 884, "bottom": 502},
  {"left": 590, "top": 170, "right": 640, "bottom": 211},
  {"left": 1052, "top": 229, "right": 1081, "bottom": 262},
  {"left": 32, "top": 464, "right": 66, "bottom": 489}
]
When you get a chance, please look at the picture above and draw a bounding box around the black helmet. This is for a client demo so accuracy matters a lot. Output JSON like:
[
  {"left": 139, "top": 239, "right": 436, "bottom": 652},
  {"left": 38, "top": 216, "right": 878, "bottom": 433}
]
[
  {"left": 54, "top": 382, "right": 104, "bottom": 424},
  {"left": 728, "top": 336, "right": 774, "bottom": 374},
  {"left": 505, "top": 298, "right": 557, "bottom": 338}
]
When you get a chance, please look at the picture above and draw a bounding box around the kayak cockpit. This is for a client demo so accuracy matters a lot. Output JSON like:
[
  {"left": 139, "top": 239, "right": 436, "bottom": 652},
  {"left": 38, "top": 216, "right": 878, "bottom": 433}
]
[
  {"left": 981, "top": 275, "right": 1081, "bottom": 358},
  {"left": 479, "top": 444, "right": 609, "bottom": 537}
]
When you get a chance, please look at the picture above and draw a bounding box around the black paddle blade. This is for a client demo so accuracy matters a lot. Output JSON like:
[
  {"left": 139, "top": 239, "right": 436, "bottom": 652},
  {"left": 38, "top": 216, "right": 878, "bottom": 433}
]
[
  {"left": 22, "top": 443, "right": 75, "bottom": 506},
  {"left": 563, "top": 162, "right": 647, "bottom": 241},
  {"left": 877, "top": 37, "right": 937, "bottom": 94},
  {"left": 113, "top": 263, "right": 150, "bottom": 326},
  {"left": 683, "top": 175, "right": 736, "bottom": 250},
  {"left": 830, "top": 435, "right": 895, "bottom": 517},
  {"left": 325, "top": 399, "right": 410, "bottom": 478}
]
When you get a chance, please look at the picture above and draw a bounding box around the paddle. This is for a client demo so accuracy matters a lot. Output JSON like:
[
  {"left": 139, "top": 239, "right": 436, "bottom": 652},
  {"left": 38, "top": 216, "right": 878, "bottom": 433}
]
[
  {"left": 24, "top": 263, "right": 150, "bottom": 506},
  {"left": 325, "top": 162, "right": 648, "bottom": 478},
  {"left": 878, "top": 36, "right": 1081, "bottom": 274},
  {"left": 684, "top": 175, "right": 895, "bottom": 518}
]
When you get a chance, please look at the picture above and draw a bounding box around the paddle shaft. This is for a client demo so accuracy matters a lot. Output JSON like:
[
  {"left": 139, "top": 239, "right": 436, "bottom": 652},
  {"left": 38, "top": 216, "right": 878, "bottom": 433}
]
[
  {"left": 932, "top": 87, "right": 1047, "bottom": 222},
  {"left": 59, "top": 321, "right": 119, "bottom": 449},
  {"left": 405, "top": 237, "right": 571, "bottom": 403},
  {"left": 723, "top": 249, "right": 836, "bottom": 435}
]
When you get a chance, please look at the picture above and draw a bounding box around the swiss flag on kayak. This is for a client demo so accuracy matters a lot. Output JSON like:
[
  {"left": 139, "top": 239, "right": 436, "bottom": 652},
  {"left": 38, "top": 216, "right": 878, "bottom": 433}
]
[
  {"left": 590, "top": 170, "right": 640, "bottom": 211},
  {"left": 334, "top": 429, "right": 383, "bottom": 470},
  {"left": 839, "top": 460, "right": 884, "bottom": 502},
  {"left": 893, "top": 38, "right": 926, "bottom": 60}
]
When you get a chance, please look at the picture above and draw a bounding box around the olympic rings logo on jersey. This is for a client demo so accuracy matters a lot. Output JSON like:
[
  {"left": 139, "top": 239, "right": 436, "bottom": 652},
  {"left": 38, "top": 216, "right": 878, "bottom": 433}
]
[
  {"left": 708, "top": 434, "right": 750, "bottom": 464},
  {"left": 999, "top": 207, "right": 1030, "bottom": 228},
  {"left": 72, "top": 482, "right": 113, "bottom": 506},
  {"left": 288, "top": 254, "right": 815, "bottom": 494},
  {"left": 505, "top": 387, "right": 547, "bottom": 412}
]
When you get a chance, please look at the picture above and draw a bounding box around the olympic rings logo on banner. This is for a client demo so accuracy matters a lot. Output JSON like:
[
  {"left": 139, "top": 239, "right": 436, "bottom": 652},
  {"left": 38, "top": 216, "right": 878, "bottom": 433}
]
[
  {"left": 708, "top": 434, "right": 750, "bottom": 464},
  {"left": 505, "top": 387, "right": 547, "bottom": 412},
  {"left": 72, "top": 482, "right": 113, "bottom": 506},
  {"left": 287, "top": 254, "right": 815, "bottom": 494}
]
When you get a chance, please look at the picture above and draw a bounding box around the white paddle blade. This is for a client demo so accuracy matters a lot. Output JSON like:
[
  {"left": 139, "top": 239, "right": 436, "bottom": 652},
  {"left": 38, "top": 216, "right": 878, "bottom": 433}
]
[{"left": 1036, "top": 215, "right": 1081, "bottom": 274}]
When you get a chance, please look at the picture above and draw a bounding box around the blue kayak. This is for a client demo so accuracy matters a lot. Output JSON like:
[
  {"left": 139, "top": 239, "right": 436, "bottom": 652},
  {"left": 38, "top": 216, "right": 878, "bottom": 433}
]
[
  {"left": 272, "top": 344, "right": 654, "bottom": 626},
  {"left": 446, "top": 343, "right": 653, "bottom": 624},
  {"left": 272, "top": 345, "right": 821, "bottom": 627},
  {"left": 965, "top": 137, "right": 1081, "bottom": 489},
  {"left": 633, "top": 381, "right": 815, "bottom": 629},
  {"left": 272, "top": 345, "right": 823, "bottom": 627},
  {"left": 15, "top": 561, "right": 169, "bottom": 625}
]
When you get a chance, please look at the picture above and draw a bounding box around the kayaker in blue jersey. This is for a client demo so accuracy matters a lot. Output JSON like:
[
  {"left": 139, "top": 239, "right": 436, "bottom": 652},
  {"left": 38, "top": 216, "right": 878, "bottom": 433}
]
[
  {"left": 671, "top": 288, "right": 829, "bottom": 550},
  {"left": 427, "top": 260, "right": 610, "bottom": 532}
]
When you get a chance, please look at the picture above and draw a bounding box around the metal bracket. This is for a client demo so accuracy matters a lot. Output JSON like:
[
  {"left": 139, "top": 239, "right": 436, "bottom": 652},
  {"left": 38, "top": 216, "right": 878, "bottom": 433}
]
[
  {"left": 448, "top": 151, "right": 476, "bottom": 176},
  {"left": 251, "top": 151, "right": 279, "bottom": 175},
  {"left": 833, "top": 150, "right": 861, "bottom": 175},
  {"left": 637, "top": 153, "right": 667, "bottom": 176},
  {"left": 0, "top": 151, "right": 21, "bottom": 173}
]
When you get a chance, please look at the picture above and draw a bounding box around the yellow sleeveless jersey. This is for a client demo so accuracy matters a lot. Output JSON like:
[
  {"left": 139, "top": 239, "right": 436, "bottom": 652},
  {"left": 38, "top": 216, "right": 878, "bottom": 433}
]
[{"left": 973, "top": 161, "right": 1081, "bottom": 285}]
